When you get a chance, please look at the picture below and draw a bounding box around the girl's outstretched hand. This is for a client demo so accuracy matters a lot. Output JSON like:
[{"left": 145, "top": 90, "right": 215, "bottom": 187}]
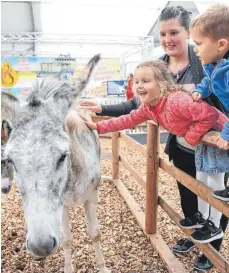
[{"left": 78, "top": 113, "right": 98, "bottom": 130}]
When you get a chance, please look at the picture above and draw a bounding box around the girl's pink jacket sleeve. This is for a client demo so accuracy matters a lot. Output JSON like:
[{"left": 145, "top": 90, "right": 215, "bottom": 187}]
[
  {"left": 171, "top": 94, "right": 220, "bottom": 146},
  {"left": 183, "top": 104, "right": 219, "bottom": 146},
  {"left": 96, "top": 104, "right": 157, "bottom": 134}
]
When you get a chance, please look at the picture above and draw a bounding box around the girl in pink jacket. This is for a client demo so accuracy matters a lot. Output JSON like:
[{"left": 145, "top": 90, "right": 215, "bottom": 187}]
[
  {"left": 85, "top": 60, "right": 226, "bottom": 146},
  {"left": 82, "top": 59, "right": 229, "bottom": 244}
]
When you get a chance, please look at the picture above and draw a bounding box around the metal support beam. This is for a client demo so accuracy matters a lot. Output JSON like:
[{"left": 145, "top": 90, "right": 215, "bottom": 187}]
[
  {"left": 1, "top": 50, "right": 137, "bottom": 58},
  {"left": 28, "top": 1, "right": 36, "bottom": 51},
  {"left": 29, "top": 1, "right": 36, "bottom": 31},
  {"left": 1, "top": 32, "right": 153, "bottom": 46}
]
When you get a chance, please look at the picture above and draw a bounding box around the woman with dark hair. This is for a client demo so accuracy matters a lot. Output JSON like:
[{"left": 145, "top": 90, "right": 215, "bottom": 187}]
[{"left": 80, "top": 6, "right": 228, "bottom": 271}]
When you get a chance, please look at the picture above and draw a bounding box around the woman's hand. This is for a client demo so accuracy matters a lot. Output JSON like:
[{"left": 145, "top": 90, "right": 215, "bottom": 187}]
[
  {"left": 78, "top": 113, "right": 98, "bottom": 130},
  {"left": 217, "top": 135, "right": 229, "bottom": 150},
  {"left": 80, "top": 100, "right": 102, "bottom": 113},
  {"left": 192, "top": 92, "right": 202, "bottom": 101}
]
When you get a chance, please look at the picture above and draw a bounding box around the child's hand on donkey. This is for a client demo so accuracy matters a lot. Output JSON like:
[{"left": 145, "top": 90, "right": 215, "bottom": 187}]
[{"left": 78, "top": 113, "right": 98, "bottom": 130}]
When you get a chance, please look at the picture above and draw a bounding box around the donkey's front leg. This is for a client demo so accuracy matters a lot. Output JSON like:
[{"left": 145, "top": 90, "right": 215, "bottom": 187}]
[
  {"left": 62, "top": 206, "right": 74, "bottom": 273},
  {"left": 84, "top": 199, "right": 111, "bottom": 273}
]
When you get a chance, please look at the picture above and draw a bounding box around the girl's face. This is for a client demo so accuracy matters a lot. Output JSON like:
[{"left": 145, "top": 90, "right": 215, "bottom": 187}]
[
  {"left": 159, "top": 18, "right": 189, "bottom": 57},
  {"left": 133, "top": 67, "right": 161, "bottom": 106}
]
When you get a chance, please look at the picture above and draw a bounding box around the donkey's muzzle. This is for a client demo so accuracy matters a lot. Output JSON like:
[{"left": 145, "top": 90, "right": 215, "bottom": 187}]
[
  {"left": 1, "top": 178, "right": 12, "bottom": 194},
  {"left": 27, "top": 235, "right": 58, "bottom": 257}
]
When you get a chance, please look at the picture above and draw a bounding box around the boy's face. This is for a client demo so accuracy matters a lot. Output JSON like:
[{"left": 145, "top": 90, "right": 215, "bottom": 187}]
[
  {"left": 133, "top": 67, "right": 160, "bottom": 106},
  {"left": 191, "top": 28, "right": 222, "bottom": 65}
]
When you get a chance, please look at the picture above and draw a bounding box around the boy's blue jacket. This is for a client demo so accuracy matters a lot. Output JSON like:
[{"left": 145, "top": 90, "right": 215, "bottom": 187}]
[{"left": 194, "top": 52, "right": 229, "bottom": 141}]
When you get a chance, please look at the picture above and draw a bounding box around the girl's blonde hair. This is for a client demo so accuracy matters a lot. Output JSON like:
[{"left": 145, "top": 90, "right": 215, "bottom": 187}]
[{"left": 135, "top": 59, "right": 186, "bottom": 97}]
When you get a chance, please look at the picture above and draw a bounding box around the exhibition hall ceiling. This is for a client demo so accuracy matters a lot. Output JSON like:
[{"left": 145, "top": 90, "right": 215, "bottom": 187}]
[
  {"left": 1, "top": 0, "right": 227, "bottom": 57},
  {"left": 1, "top": 0, "right": 167, "bottom": 57}
]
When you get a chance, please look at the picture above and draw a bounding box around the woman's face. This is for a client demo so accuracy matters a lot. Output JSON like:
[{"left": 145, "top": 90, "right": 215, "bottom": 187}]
[{"left": 159, "top": 18, "right": 189, "bottom": 57}]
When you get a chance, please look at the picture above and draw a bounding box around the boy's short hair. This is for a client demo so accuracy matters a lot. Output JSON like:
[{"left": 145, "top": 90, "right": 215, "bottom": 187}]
[{"left": 190, "top": 4, "right": 229, "bottom": 41}]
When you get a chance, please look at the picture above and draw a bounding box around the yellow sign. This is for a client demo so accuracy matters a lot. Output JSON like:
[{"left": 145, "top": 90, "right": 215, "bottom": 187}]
[{"left": 1, "top": 61, "right": 19, "bottom": 87}]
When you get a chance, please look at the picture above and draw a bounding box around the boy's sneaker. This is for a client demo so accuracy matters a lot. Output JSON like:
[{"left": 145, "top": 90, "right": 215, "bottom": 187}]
[
  {"left": 194, "top": 254, "right": 213, "bottom": 271},
  {"left": 212, "top": 188, "right": 229, "bottom": 202},
  {"left": 172, "top": 238, "right": 195, "bottom": 253},
  {"left": 179, "top": 212, "right": 207, "bottom": 229},
  {"left": 190, "top": 220, "right": 224, "bottom": 244}
]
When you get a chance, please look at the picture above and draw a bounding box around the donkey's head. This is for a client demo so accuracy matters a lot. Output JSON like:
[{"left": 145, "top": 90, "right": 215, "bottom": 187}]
[
  {"left": 1, "top": 54, "right": 100, "bottom": 257},
  {"left": 1, "top": 92, "right": 19, "bottom": 193},
  {"left": 1, "top": 137, "right": 14, "bottom": 193}
]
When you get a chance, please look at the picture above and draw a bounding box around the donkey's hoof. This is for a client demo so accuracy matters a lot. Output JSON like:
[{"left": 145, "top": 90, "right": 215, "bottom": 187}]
[
  {"left": 99, "top": 267, "right": 111, "bottom": 273},
  {"left": 64, "top": 264, "right": 73, "bottom": 273}
]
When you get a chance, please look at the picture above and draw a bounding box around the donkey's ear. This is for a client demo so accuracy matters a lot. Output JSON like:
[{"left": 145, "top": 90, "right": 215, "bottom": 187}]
[
  {"left": 70, "top": 54, "right": 101, "bottom": 93},
  {"left": 41, "top": 54, "right": 101, "bottom": 103},
  {"left": 1, "top": 92, "right": 20, "bottom": 121},
  {"left": 2, "top": 120, "right": 12, "bottom": 140},
  {"left": 35, "top": 54, "right": 101, "bottom": 123}
]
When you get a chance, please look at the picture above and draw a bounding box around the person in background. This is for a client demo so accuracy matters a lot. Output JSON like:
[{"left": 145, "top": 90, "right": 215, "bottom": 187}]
[
  {"left": 190, "top": 4, "right": 229, "bottom": 203},
  {"left": 126, "top": 73, "right": 134, "bottom": 100},
  {"left": 80, "top": 6, "right": 228, "bottom": 271}
]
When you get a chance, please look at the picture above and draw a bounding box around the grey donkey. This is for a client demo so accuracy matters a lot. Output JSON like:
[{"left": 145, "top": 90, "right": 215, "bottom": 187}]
[
  {"left": 1, "top": 92, "right": 18, "bottom": 193},
  {"left": 1, "top": 54, "right": 111, "bottom": 273}
]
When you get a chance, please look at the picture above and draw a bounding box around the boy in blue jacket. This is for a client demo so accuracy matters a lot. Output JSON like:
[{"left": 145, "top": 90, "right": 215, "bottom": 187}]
[{"left": 191, "top": 4, "right": 229, "bottom": 202}]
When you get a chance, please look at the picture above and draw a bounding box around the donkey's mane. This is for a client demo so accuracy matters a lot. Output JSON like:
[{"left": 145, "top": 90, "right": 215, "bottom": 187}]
[{"left": 27, "top": 76, "right": 79, "bottom": 106}]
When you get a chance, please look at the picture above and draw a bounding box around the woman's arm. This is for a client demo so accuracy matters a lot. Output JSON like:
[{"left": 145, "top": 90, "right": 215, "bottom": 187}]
[
  {"left": 221, "top": 121, "right": 229, "bottom": 141},
  {"left": 217, "top": 121, "right": 229, "bottom": 150},
  {"left": 98, "top": 96, "right": 139, "bottom": 117}
]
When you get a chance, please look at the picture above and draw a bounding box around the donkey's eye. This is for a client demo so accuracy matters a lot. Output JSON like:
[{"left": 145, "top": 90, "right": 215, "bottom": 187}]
[
  {"left": 7, "top": 158, "right": 18, "bottom": 172},
  {"left": 56, "top": 153, "right": 67, "bottom": 169}
]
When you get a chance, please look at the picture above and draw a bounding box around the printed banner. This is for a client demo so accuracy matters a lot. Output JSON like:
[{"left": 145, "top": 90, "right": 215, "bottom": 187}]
[{"left": 1, "top": 57, "right": 121, "bottom": 99}]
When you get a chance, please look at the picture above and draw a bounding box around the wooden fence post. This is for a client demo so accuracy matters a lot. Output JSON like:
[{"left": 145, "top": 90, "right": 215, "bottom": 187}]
[
  {"left": 112, "top": 132, "right": 120, "bottom": 180},
  {"left": 145, "top": 122, "right": 159, "bottom": 234}
]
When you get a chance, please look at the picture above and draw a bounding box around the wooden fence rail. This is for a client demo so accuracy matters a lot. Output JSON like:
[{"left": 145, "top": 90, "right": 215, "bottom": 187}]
[{"left": 92, "top": 115, "right": 229, "bottom": 273}]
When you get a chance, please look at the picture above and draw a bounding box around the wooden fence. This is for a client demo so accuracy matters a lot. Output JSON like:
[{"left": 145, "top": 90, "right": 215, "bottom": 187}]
[{"left": 91, "top": 114, "right": 229, "bottom": 273}]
